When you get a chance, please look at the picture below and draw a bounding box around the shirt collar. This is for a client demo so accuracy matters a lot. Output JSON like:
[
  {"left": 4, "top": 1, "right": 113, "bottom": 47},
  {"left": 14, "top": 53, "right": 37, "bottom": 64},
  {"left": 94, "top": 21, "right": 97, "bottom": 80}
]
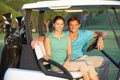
[{"left": 51, "top": 32, "right": 64, "bottom": 38}]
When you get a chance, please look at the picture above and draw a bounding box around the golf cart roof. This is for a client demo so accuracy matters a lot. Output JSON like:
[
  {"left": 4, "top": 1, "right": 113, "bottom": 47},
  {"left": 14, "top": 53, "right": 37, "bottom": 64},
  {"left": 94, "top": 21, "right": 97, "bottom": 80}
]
[{"left": 22, "top": 0, "right": 120, "bottom": 11}]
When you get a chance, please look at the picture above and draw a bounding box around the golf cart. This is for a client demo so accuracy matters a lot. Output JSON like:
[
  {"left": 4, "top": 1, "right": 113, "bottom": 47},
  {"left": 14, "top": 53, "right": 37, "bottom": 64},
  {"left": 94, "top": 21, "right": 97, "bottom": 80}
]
[{"left": 3, "top": 0, "right": 120, "bottom": 80}]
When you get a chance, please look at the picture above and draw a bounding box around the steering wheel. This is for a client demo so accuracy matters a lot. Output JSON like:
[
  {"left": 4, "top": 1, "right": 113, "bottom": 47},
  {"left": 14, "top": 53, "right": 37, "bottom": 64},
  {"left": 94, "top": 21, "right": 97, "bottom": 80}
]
[
  {"left": 87, "top": 38, "right": 98, "bottom": 52},
  {"left": 38, "top": 58, "right": 73, "bottom": 80}
]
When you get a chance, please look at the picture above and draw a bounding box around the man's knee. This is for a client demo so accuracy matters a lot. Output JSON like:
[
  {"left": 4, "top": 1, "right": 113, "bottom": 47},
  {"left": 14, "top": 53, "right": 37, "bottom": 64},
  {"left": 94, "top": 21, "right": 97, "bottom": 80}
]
[{"left": 101, "top": 57, "right": 110, "bottom": 67}]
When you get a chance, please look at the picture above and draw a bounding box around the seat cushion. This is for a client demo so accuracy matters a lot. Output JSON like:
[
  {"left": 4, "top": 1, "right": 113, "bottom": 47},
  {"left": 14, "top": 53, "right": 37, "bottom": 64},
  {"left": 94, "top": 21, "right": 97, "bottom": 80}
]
[
  {"left": 55, "top": 70, "right": 83, "bottom": 79},
  {"left": 70, "top": 71, "right": 82, "bottom": 79}
]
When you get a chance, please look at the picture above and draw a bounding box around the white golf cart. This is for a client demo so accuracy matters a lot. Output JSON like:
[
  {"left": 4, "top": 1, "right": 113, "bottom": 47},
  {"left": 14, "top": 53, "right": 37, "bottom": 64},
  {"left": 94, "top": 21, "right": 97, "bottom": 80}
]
[{"left": 3, "top": 0, "right": 120, "bottom": 80}]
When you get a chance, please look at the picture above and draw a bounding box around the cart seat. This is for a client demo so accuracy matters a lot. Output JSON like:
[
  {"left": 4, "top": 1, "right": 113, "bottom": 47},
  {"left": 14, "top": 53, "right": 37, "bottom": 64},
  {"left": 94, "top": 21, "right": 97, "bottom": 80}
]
[{"left": 34, "top": 41, "right": 83, "bottom": 80}]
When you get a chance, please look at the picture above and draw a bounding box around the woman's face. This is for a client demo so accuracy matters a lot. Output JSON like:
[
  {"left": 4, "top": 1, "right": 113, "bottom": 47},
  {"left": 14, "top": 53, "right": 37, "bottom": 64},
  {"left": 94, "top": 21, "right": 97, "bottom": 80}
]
[{"left": 53, "top": 19, "right": 64, "bottom": 32}]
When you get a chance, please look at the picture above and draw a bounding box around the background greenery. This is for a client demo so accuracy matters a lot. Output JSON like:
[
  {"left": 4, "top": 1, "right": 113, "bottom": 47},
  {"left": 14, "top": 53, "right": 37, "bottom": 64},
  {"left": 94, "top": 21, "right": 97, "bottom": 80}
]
[{"left": 0, "top": 0, "right": 120, "bottom": 80}]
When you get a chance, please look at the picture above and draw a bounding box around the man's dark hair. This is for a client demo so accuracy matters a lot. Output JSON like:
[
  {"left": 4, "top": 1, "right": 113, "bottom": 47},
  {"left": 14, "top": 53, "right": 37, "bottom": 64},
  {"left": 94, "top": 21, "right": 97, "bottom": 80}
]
[{"left": 67, "top": 16, "right": 80, "bottom": 25}]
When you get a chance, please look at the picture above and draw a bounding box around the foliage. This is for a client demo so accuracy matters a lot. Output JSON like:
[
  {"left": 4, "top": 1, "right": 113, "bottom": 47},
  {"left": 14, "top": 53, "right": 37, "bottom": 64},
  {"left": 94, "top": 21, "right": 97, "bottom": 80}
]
[
  {"left": 0, "top": 2, "right": 20, "bottom": 21},
  {"left": 84, "top": 9, "right": 104, "bottom": 16},
  {"left": 30, "top": 11, "right": 39, "bottom": 29},
  {"left": 0, "top": 0, "right": 51, "bottom": 11},
  {"left": 29, "top": 11, "right": 67, "bottom": 32},
  {"left": 44, "top": 11, "right": 67, "bottom": 20},
  {"left": 0, "top": 2, "right": 21, "bottom": 33},
  {"left": 4, "top": 0, "right": 34, "bottom": 11}
]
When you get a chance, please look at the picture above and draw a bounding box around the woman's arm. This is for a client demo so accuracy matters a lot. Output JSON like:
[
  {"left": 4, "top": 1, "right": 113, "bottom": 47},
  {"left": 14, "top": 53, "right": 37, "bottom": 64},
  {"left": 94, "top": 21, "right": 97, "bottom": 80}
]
[
  {"left": 44, "top": 37, "right": 51, "bottom": 60},
  {"left": 63, "top": 36, "right": 72, "bottom": 68},
  {"left": 66, "top": 36, "right": 72, "bottom": 62}
]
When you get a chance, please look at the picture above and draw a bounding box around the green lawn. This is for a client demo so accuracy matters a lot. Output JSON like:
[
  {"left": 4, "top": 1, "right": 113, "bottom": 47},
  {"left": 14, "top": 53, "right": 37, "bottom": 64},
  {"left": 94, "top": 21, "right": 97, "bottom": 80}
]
[
  {"left": 0, "top": 28, "right": 120, "bottom": 80},
  {"left": 0, "top": 33, "right": 4, "bottom": 61}
]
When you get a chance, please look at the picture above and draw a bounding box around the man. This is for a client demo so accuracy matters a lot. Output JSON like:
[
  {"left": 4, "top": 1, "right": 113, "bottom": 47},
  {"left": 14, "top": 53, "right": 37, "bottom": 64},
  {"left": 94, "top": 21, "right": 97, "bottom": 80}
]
[{"left": 65, "top": 16, "right": 110, "bottom": 80}]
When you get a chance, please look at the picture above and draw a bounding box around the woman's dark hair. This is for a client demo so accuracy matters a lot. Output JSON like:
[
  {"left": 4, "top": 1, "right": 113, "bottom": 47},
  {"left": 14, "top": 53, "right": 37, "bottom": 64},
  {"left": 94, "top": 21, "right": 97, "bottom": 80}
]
[
  {"left": 53, "top": 16, "right": 65, "bottom": 23},
  {"left": 67, "top": 16, "right": 80, "bottom": 25}
]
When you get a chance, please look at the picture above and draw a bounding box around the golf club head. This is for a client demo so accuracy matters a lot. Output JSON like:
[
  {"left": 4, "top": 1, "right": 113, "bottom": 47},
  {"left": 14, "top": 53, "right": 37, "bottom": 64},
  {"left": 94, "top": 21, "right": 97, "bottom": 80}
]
[
  {"left": 15, "top": 16, "right": 26, "bottom": 36},
  {"left": 15, "top": 16, "right": 23, "bottom": 27},
  {"left": 2, "top": 13, "right": 12, "bottom": 23}
]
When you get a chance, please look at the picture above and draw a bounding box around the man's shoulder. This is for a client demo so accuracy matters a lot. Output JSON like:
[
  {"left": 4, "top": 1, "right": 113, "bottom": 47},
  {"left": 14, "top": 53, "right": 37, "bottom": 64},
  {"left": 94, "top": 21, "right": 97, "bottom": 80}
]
[
  {"left": 78, "top": 30, "right": 94, "bottom": 34},
  {"left": 78, "top": 30, "right": 87, "bottom": 34},
  {"left": 63, "top": 30, "right": 70, "bottom": 35}
]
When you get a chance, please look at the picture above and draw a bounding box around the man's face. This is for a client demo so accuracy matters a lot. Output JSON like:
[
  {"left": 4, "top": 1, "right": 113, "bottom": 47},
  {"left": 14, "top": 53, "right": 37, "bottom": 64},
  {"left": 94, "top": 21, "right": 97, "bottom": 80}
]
[{"left": 69, "top": 20, "right": 80, "bottom": 33}]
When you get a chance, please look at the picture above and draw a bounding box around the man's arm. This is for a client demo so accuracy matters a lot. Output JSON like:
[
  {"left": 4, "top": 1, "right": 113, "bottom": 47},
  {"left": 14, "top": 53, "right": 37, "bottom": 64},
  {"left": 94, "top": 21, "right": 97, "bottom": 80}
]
[
  {"left": 94, "top": 32, "right": 107, "bottom": 39},
  {"left": 93, "top": 31, "right": 107, "bottom": 50},
  {"left": 31, "top": 36, "right": 45, "bottom": 49}
]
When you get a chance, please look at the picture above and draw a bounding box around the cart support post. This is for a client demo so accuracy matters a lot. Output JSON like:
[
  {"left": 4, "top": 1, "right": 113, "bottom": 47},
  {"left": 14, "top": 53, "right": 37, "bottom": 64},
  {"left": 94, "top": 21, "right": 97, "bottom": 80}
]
[
  {"left": 105, "top": 7, "right": 120, "bottom": 49},
  {"left": 38, "top": 11, "right": 44, "bottom": 36},
  {"left": 112, "top": 7, "right": 120, "bottom": 26},
  {"left": 25, "top": 9, "right": 32, "bottom": 45}
]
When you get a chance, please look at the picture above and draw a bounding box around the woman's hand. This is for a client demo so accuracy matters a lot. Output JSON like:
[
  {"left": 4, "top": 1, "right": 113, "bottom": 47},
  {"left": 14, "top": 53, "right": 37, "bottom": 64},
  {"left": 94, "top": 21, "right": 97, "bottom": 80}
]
[
  {"left": 63, "top": 36, "right": 72, "bottom": 69},
  {"left": 44, "top": 55, "right": 50, "bottom": 61},
  {"left": 63, "top": 61, "right": 70, "bottom": 69}
]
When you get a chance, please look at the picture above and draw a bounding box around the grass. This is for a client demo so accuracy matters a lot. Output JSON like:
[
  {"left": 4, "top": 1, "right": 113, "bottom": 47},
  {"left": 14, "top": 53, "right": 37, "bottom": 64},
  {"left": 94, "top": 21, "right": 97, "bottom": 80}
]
[
  {"left": 0, "top": 33, "right": 4, "bottom": 61},
  {"left": 0, "top": 27, "right": 120, "bottom": 80}
]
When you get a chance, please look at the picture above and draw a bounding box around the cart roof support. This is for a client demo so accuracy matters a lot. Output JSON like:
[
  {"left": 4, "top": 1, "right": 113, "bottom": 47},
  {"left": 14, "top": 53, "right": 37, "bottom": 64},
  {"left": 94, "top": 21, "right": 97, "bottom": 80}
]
[{"left": 25, "top": 9, "right": 32, "bottom": 45}]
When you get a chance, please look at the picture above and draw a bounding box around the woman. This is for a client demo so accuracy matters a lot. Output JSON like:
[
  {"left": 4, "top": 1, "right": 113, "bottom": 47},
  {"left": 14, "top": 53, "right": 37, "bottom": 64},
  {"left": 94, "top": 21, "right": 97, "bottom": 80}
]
[{"left": 44, "top": 16, "right": 99, "bottom": 80}]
